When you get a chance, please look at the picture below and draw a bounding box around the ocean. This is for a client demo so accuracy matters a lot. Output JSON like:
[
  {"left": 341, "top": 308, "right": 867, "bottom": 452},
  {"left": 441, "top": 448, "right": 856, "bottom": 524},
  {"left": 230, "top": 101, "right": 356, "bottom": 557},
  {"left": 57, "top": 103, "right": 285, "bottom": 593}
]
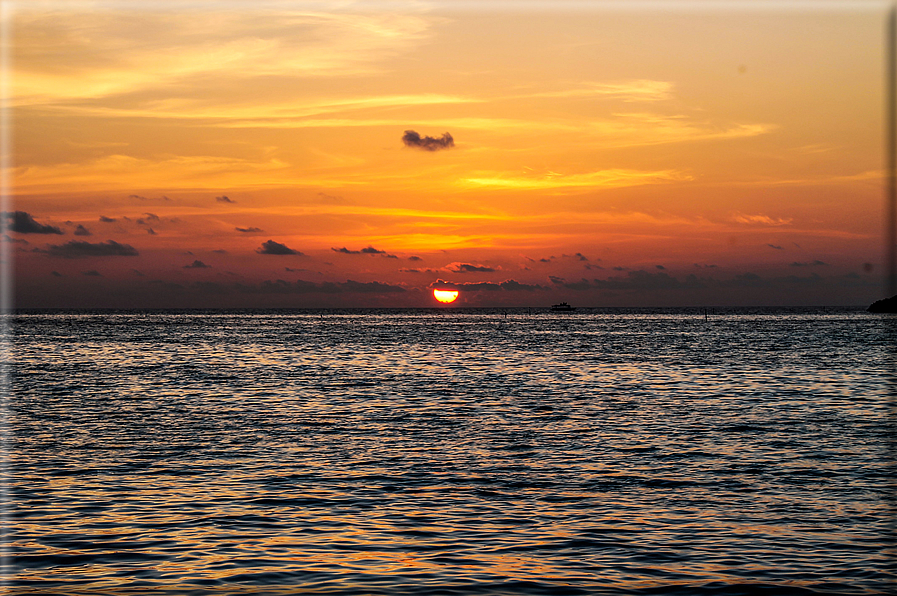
[{"left": 4, "top": 307, "right": 895, "bottom": 595}]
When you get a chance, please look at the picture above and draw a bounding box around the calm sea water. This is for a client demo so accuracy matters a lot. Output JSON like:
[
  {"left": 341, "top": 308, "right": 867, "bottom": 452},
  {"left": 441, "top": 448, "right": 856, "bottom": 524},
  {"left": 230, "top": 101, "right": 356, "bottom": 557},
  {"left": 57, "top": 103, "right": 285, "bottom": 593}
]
[{"left": 4, "top": 308, "right": 896, "bottom": 595}]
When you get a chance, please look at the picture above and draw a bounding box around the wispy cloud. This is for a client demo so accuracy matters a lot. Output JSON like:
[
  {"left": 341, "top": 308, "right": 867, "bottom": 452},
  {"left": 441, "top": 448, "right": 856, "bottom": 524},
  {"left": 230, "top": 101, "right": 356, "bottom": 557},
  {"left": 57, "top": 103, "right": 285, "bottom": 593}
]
[
  {"left": 13, "top": 11, "right": 433, "bottom": 106},
  {"left": 733, "top": 213, "right": 793, "bottom": 225},
  {"left": 11, "top": 154, "right": 292, "bottom": 192},
  {"left": 525, "top": 80, "right": 674, "bottom": 102},
  {"left": 461, "top": 169, "right": 692, "bottom": 190}
]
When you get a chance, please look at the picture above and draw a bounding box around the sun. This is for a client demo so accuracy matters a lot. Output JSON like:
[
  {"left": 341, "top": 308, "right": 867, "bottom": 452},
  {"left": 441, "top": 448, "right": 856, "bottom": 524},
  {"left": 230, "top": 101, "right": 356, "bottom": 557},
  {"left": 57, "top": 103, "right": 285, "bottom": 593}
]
[{"left": 433, "top": 289, "right": 459, "bottom": 304}]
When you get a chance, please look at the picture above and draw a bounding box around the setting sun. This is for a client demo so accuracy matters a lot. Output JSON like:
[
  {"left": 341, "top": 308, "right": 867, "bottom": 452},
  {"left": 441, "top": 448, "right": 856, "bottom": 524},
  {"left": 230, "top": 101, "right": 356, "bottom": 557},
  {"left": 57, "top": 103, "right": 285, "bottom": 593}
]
[{"left": 433, "top": 289, "right": 459, "bottom": 304}]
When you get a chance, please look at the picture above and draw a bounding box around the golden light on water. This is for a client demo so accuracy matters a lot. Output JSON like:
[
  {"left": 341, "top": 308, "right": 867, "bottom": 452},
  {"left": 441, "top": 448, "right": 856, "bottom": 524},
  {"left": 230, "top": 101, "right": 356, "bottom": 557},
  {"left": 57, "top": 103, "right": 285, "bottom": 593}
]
[{"left": 433, "top": 289, "right": 459, "bottom": 304}]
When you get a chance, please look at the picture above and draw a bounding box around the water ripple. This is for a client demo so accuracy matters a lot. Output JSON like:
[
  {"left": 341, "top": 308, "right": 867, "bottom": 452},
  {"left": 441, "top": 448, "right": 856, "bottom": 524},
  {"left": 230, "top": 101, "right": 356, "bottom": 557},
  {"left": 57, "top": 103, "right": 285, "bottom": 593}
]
[{"left": 7, "top": 308, "right": 895, "bottom": 595}]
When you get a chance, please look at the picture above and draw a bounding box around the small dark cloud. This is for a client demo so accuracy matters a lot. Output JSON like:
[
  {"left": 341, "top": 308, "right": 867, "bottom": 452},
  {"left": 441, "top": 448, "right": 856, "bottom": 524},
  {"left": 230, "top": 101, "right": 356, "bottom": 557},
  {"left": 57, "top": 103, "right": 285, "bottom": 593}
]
[
  {"left": 583, "top": 263, "right": 603, "bottom": 270},
  {"left": 694, "top": 263, "right": 717, "bottom": 268},
  {"left": 132, "top": 269, "right": 144, "bottom": 276},
  {"left": 563, "top": 253, "right": 589, "bottom": 262},
  {"left": 216, "top": 196, "right": 235, "bottom": 203},
  {"left": 51, "top": 270, "right": 62, "bottom": 277},
  {"left": 213, "top": 249, "right": 228, "bottom": 254},
  {"left": 236, "top": 227, "right": 263, "bottom": 233},
  {"left": 285, "top": 267, "right": 310, "bottom": 272},
  {"left": 45, "top": 239, "right": 139, "bottom": 258},
  {"left": 2, "top": 211, "right": 63, "bottom": 234},
  {"left": 82, "top": 270, "right": 102, "bottom": 276},
  {"left": 184, "top": 260, "right": 210, "bottom": 269},
  {"left": 767, "top": 244, "right": 783, "bottom": 250},
  {"left": 540, "top": 258, "right": 552, "bottom": 263},
  {"left": 332, "top": 246, "right": 389, "bottom": 255},
  {"left": 656, "top": 265, "right": 665, "bottom": 270},
  {"left": 408, "top": 256, "right": 422, "bottom": 261},
  {"left": 399, "top": 268, "right": 438, "bottom": 274},
  {"left": 450, "top": 263, "right": 495, "bottom": 273},
  {"left": 74, "top": 224, "right": 91, "bottom": 236},
  {"left": 147, "top": 228, "right": 156, "bottom": 235},
  {"left": 612, "top": 266, "right": 626, "bottom": 271},
  {"left": 136, "top": 213, "right": 160, "bottom": 226},
  {"left": 257, "top": 240, "right": 302, "bottom": 255},
  {"left": 790, "top": 260, "right": 828, "bottom": 267},
  {"left": 402, "top": 130, "right": 455, "bottom": 151},
  {"left": 99, "top": 216, "right": 117, "bottom": 223},
  {"left": 549, "top": 275, "right": 566, "bottom": 285}
]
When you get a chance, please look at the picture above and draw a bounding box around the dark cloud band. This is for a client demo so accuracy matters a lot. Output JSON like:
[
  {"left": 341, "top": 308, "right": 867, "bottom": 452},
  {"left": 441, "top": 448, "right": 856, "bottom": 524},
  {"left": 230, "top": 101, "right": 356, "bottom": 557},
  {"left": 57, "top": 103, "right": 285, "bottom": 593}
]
[{"left": 46, "top": 240, "right": 139, "bottom": 258}]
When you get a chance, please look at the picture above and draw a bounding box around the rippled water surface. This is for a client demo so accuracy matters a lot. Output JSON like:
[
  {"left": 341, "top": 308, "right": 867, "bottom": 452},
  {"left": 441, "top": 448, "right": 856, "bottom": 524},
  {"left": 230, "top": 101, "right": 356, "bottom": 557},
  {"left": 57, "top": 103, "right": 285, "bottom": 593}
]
[{"left": 6, "top": 308, "right": 896, "bottom": 595}]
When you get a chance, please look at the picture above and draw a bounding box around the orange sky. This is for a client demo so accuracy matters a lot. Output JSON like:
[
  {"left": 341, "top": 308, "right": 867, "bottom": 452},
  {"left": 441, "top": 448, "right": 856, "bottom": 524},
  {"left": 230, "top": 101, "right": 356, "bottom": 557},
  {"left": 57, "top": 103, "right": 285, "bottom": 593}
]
[{"left": 3, "top": 1, "right": 891, "bottom": 308}]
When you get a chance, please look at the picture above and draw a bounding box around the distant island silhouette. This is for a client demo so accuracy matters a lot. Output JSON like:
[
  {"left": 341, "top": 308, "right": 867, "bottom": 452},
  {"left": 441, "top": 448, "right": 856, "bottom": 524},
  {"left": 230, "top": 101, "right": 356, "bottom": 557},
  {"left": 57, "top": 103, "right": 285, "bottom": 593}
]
[{"left": 868, "top": 295, "right": 897, "bottom": 313}]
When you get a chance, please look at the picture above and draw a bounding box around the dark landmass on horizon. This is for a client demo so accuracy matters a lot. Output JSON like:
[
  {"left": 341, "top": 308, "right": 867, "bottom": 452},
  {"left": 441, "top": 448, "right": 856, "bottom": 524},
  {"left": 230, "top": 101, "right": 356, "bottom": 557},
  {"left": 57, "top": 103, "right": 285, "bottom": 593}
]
[{"left": 867, "top": 295, "right": 897, "bottom": 313}]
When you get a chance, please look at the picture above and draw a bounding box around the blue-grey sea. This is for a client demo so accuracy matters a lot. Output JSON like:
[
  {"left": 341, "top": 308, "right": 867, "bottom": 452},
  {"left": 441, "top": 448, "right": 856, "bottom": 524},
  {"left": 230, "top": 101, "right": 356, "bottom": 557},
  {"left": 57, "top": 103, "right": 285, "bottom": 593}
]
[{"left": 4, "top": 307, "right": 896, "bottom": 595}]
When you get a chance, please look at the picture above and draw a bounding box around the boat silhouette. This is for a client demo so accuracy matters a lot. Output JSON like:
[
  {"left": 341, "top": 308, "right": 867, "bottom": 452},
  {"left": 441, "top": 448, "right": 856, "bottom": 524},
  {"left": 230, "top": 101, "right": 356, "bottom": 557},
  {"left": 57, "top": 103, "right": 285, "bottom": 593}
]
[{"left": 551, "top": 302, "right": 575, "bottom": 311}]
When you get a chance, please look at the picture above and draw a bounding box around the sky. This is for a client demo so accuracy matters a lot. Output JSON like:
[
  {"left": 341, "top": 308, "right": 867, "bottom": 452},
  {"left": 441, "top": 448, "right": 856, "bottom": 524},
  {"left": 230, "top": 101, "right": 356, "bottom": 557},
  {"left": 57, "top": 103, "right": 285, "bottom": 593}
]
[{"left": 3, "top": 0, "right": 893, "bottom": 308}]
